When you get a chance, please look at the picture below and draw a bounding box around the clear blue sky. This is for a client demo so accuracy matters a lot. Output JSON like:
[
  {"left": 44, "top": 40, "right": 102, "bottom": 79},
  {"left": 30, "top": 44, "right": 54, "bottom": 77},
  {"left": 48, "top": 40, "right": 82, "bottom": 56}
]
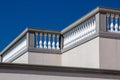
[{"left": 0, "top": 0, "right": 120, "bottom": 51}]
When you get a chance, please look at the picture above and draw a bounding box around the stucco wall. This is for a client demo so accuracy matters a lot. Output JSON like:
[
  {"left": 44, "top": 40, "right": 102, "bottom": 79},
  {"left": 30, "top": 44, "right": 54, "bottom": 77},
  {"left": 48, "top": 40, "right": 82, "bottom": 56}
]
[
  {"left": 12, "top": 52, "right": 28, "bottom": 64},
  {"left": 28, "top": 52, "right": 61, "bottom": 66},
  {"left": 11, "top": 37, "right": 120, "bottom": 70},
  {"left": 62, "top": 37, "right": 100, "bottom": 68},
  {"left": 99, "top": 37, "right": 120, "bottom": 70},
  {"left": 0, "top": 72, "right": 116, "bottom": 80}
]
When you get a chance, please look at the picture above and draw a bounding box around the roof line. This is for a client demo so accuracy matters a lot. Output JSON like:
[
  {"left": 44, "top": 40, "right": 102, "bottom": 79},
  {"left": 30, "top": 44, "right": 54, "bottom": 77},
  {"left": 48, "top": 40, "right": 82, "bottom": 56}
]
[{"left": 0, "top": 63, "right": 120, "bottom": 76}]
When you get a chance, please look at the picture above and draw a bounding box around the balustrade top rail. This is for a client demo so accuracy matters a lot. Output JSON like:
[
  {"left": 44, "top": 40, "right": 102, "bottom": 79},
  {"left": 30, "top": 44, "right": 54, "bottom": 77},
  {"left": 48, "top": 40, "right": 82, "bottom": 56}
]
[{"left": 1, "top": 7, "right": 120, "bottom": 56}]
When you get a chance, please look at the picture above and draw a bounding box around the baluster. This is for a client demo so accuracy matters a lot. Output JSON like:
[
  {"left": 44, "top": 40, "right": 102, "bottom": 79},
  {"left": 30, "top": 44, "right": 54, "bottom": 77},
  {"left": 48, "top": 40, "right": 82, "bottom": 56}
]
[
  {"left": 78, "top": 25, "right": 81, "bottom": 34},
  {"left": 93, "top": 17, "right": 96, "bottom": 32},
  {"left": 86, "top": 21, "right": 90, "bottom": 37},
  {"left": 82, "top": 24, "right": 85, "bottom": 39},
  {"left": 65, "top": 33, "right": 68, "bottom": 45},
  {"left": 91, "top": 17, "right": 95, "bottom": 33},
  {"left": 76, "top": 26, "right": 80, "bottom": 38},
  {"left": 52, "top": 34, "right": 55, "bottom": 49},
  {"left": 115, "top": 14, "right": 119, "bottom": 32},
  {"left": 84, "top": 23, "right": 87, "bottom": 38},
  {"left": 48, "top": 34, "right": 51, "bottom": 49},
  {"left": 72, "top": 28, "right": 75, "bottom": 40},
  {"left": 110, "top": 14, "right": 114, "bottom": 32},
  {"left": 39, "top": 33, "right": 43, "bottom": 48},
  {"left": 80, "top": 25, "right": 83, "bottom": 39},
  {"left": 69, "top": 30, "right": 72, "bottom": 41},
  {"left": 107, "top": 13, "right": 110, "bottom": 31},
  {"left": 35, "top": 32, "right": 39, "bottom": 48},
  {"left": 44, "top": 33, "right": 47, "bottom": 49},
  {"left": 89, "top": 19, "right": 92, "bottom": 35},
  {"left": 56, "top": 35, "right": 60, "bottom": 50},
  {"left": 81, "top": 24, "right": 84, "bottom": 39},
  {"left": 63, "top": 34, "right": 67, "bottom": 45},
  {"left": 86, "top": 21, "right": 89, "bottom": 36}
]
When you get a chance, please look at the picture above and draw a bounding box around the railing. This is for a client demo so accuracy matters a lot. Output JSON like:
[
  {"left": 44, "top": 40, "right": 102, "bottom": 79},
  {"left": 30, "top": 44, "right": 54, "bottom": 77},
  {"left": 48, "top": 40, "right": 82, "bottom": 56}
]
[
  {"left": 63, "top": 16, "right": 96, "bottom": 48},
  {"left": 28, "top": 29, "right": 61, "bottom": 50},
  {"left": 1, "top": 7, "right": 120, "bottom": 62},
  {"left": 2, "top": 34, "right": 27, "bottom": 62},
  {"left": 107, "top": 13, "right": 120, "bottom": 32},
  {"left": 62, "top": 7, "right": 120, "bottom": 50},
  {"left": 1, "top": 28, "right": 61, "bottom": 62}
]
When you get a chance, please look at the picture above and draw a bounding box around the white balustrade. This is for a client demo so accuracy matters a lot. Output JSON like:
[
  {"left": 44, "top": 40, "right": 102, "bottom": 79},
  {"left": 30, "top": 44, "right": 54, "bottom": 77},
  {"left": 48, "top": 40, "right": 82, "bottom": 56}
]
[
  {"left": 34, "top": 32, "right": 60, "bottom": 50},
  {"left": 107, "top": 13, "right": 120, "bottom": 33},
  {"left": 63, "top": 16, "right": 96, "bottom": 48}
]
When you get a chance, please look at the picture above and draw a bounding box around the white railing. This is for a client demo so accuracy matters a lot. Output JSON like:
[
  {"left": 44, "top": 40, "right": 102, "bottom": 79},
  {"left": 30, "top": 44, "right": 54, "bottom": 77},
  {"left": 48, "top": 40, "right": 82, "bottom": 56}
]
[
  {"left": 2, "top": 36, "right": 27, "bottom": 62},
  {"left": 34, "top": 32, "right": 60, "bottom": 50},
  {"left": 107, "top": 13, "right": 120, "bottom": 32},
  {"left": 3, "top": 7, "right": 120, "bottom": 63},
  {"left": 63, "top": 16, "right": 96, "bottom": 48}
]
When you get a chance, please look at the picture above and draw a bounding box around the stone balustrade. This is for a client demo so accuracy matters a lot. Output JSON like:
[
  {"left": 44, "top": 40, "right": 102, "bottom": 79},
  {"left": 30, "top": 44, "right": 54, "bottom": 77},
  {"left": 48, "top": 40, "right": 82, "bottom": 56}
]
[
  {"left": 27, "top": 28, "right": 61, "bottom": 53},
  {"left": 2, "top": 7, "right": 120, "bottom": 62},
  {"left": 63, "top": 16, "right": 96, "bottom": 48},
  {"left": 33, "top": 32, "right": 60, "bottom": 50},
  {"left": 107, "top": 13, "right": 120, "bottom": 32}
]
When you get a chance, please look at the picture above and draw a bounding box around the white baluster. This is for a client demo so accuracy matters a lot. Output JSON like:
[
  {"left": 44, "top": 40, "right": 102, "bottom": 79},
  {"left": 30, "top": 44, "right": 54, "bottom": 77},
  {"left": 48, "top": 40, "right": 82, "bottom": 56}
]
[
  {"left": 72, "top": 28, "right": 75, "bottom": 40},
  {"left": 86, "top": 22, "right": 89, "bottom": 37},
  {"left": 69, "top": 30, "right": 73, "bottom": 44},
  {"left": 115, "top": 14, "right": 119, "bottom": 32},
  {"left": 39, "top": 33, "right": 43, "bottom": 48},
  {"left": 48, "top": 34, "right": 51, "bottom": 49},
  {"left": 81, "top": 25, "right": 84, "bottom": 40},
  {"left": 56, "top": 35, "right": 60, "bottom": 50},
  {"left": 63, "top": 34, "right": 67, "bottom": 45},
  {"left": 91, "top": 17, "right": 94, "bottom": 34},
  {"left": 35, "top": 32, "right": 39, "bottom": 48},
  {"left": 64, "top": 33, "right": 68, "bottom": 45},
  {"left": 110, "top": 14, "right": 114, "bottom": 32},
  {"left": 107, "top": 13, "right": 110, "bottom": 31},
  {"left": 44, "top": 33, "right": 47, "bottom": 49},
  {"left": 83, "top": 24, "right": 86, "bottom": 38},
  {"left": 89, "top": 19, "right": 92, "bottom": 34},
  {"left": 93, "top": 17, "right": 96, "bottom": 33},
  {"left": 87, "top": 20, "right": 90, "bottom": 36},
  {"left": 52, "top": 34, "right": 55, "bottom": 49}
]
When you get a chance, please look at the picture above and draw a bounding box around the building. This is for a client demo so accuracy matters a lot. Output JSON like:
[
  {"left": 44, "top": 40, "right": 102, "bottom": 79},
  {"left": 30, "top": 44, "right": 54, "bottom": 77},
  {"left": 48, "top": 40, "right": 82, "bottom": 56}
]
[{"left": 0, "top": 7, "right": 120, "bottom": 80}]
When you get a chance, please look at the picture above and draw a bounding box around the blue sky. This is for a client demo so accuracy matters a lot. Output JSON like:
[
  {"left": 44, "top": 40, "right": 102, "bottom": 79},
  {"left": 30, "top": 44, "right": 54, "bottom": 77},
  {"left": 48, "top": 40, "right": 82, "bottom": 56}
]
[{"left": 0, "top": 0, "right": 120, "bottom": 51}]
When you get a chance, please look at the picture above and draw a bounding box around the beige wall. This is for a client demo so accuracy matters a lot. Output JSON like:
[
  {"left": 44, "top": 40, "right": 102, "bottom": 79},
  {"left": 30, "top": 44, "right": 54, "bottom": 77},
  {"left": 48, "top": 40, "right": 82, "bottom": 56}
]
[
  {"left": 12, "top": 37, "right": 120, "bottom": 70},
  {"left": 12, "top": 52, "right": 61, "bottom": 66},
  {"left": 99, "top": 37, "right": 120, "bottom": 70},
  {"left": 62, "top": 37, "right": 100, "bottom": 68},
  {"left": 0, "top": 72, "right": 117, "bottom": 80},
  {"left": 12, "top": 52, "right": 28, "bottom": 64},
  {"left": 28, "top": 52, "right": 61, "bottom": 66}
]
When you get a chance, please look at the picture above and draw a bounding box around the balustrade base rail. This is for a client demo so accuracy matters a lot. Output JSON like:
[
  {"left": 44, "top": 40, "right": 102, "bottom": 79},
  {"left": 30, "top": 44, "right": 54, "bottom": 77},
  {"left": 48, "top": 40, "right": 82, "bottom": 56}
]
[{"left": 28, "top": 47, "right": 61, "bottom": 54}]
